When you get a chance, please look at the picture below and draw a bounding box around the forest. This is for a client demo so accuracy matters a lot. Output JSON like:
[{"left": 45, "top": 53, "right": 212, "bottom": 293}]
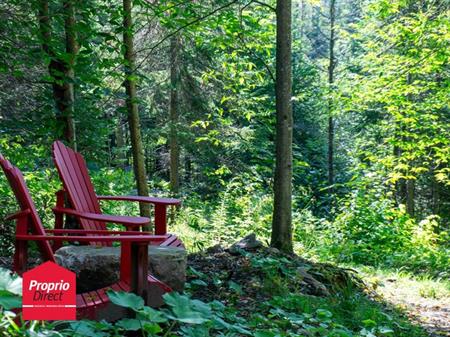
[{"left": 0, "top": 0, "right": 449, "bottom": 336}]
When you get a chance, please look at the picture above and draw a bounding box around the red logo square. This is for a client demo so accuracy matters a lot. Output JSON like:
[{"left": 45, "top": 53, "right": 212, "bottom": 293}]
[{"left": 22, "top": 261, "right": 76, "bottom": 320}]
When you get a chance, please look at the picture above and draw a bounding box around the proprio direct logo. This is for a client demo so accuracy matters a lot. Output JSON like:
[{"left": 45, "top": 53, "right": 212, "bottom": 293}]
[{"left": 22, "top": 261, "right": 76, "bottom": 320}]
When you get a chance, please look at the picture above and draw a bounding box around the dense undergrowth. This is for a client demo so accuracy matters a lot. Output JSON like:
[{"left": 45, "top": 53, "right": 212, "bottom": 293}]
[
  {"left": 173, "top": 175, "right": 449, "bottom": 278},
  {"left": 0, "top": 144, "right": 448, "bottom": 336},
  {"left": 1, "top": 140, "right": 448, "bottom": 277},
  {"left": 1, "top": 160, "right": 448, "bottom": 275}
]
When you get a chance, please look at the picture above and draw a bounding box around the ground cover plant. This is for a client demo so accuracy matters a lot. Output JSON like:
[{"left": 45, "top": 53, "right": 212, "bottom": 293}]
[{"left": 0, "top": 245, "right": 437, "bottom": 337}]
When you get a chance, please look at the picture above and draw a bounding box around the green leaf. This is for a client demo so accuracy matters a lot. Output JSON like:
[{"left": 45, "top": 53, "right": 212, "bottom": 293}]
[
  {"left": 107, "top": 290, "right": 144, "bottom": 311},
  {"left": 362, "top": 319, "right": 377, "bottom": 328},
  {"left": 316, "top": 308, "right": 333, "bottom": 319},
  {"left": 163, "top": 292, "right": 211, "bottom": 324},
  {"left": 228, "top": 281, "right": 243, "bottom": 294},
  {"left": 254, "top": 331, "right": 277, "bottom": 337},
  {"left": 137, "top": 306, "right": 168, "bottom": 323},
  {"left": 191, "top": 279, "right": 208, "bottom": 287},
  {"left": 0, "top": 290, "right": 22, "bottom": 310},
  {"left": 0, "top": 268, "right": 22, "bottom": 295},
  {"left": 142, "top": 323, "right": 162, "bottom": 334},
  {"left": 115, "top": 318, "right": 142, "bottom": 331},
  {"left": 69, "top": 321, "right": 107, "bottom": 337},
  {"left": 378, "top": 326, "right": 395, "bottom": 335},
  {"left": 180, "top": 325, "right": 210, "bottom": 337}
]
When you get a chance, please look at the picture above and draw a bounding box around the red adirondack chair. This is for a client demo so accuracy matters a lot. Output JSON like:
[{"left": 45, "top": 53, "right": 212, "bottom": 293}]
[
  {"left": 52, "top": 141, "right": 184, "bottom": 248},
  {"left": 0, "top": 154, "right": 171, "bottom": 320}
]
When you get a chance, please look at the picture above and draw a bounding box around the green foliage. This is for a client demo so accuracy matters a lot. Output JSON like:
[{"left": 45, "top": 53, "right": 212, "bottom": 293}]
[
  {"left": 175, "top": 173, "right": 273, "bottom": 250},
  {"left": 343, "top": 0, "right": 450, "bottom": 220},
  {"left": 1, "top": 263, "right": 429, "bottom": 337},
  {"left": 0, "top": 268, "right": 22, "bottom": 310},
  {"left": 333, "top": 191, "right": 416, "bottom": 265}
]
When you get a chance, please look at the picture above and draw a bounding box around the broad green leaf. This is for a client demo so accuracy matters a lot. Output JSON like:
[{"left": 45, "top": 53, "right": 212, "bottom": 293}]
[
  {"left": 107, "top": 290, "right": 144, "bottom": 311},
  {"left": 0, "top": 268, "right": 22, "bottom": 295},
  {"left": 0, "top": 290, "right": 22, "bottom": 310},
  {"left": 115, "top": 318, "right": 142, "bottom": 331}
]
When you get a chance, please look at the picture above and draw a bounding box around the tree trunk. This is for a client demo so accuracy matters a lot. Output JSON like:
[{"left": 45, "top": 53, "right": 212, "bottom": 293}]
[
  {"left": 431, "top": 173, "right": 440, "bottom": 215},
  {"left": 300, "top": 0, "right": 305, "bottom": 40},
  {"left": 38, "top": 0, "right": 76, "bottom": 146},
  {"left": 271, "top": 0, "right": 293, "bottom": 254},
  {"left": 63, "top": 0, "right": 77, "bottom": 149},
  {"left": 394, "top": 145, "right": 407, "bottom": 205},
  {"left": 327, "top": 0, "right": 336, "bottom": 192},
  {"left": 404, "top": 73, "right": 415, "bottom": 217},
  {"left": 185, "top": 154, "right": 192, "bottom": 184},
  {"left": 122, "top": 0, "right": 151, "bottom": 219},
  {"left": 169, "top": 36, "right": 180, "bottom": 194},
  {"left": 115, "top": 111, "right": 127, "bottom": 167},
  {"left": 406, "top": 179, "right": 415, "bottom": 217}
]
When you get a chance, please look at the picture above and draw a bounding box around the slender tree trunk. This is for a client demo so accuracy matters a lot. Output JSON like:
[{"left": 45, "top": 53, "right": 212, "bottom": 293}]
[
  {"left": 63, "top": 0, "right": 77, "bottom": 150},
  {"left": 404, "top": 73, "right": 415, "bottom": 217},
  {"left": 122, "top": 0, "right": 151, "bottom": 219},
  {"left": 115, "top": 111, "right": 126, "bottom": 167},
  {"left": 394, "top": 145, "right": 407, "bottom": 205},
  {"left": 38, "top": 0, "right": 76, "bottom": 146},
  {"left": 406, "top": 179, "right": 415, "bottom": 217},
  {"left": 169, "top": 36, "right": 180, "bottom": 194},
  {"left": 271, "top": 0, "right": 293, "bottom": 254},
  {"left": 37, "top": 0, "right": 51, "bottom": 62},
  {"left": 185, "top": 154, "right": 192, "bottom": 184},
  {"left": 431, "top": 172, "right": 440, "bottom": 215},
  {"left": 300, "top": 0, "right": 305, "bottom": 40},
  {"left": 327, "top": 0, "right": 336, "bottom": 192}
]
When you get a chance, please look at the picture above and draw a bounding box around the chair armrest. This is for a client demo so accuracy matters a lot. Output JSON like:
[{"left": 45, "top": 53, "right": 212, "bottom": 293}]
[
  {"left": 97, "top": 195, "right": 181, "bottom": 206},
  {"left": 5, "top": 209, "right": 31, "bottom": 221},
  {"left": 16, "top": 234, "right": 169, "bottom": 243},
  {"left": 96, "top": 195, "right": 180, "bottom": 235},
  {"left": 52, "top": 207, "right": 150, "bottom": 228},
  {"left": 47, "top": 229, "right": 154, "bottom": 235}
]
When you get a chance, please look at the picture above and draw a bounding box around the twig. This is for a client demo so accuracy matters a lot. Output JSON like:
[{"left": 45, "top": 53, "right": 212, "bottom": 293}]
[{"left": 135, "top": 0, "right": 241, "bottom": 70}]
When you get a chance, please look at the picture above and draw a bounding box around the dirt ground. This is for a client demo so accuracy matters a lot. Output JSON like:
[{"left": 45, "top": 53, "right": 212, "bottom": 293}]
[{"left": 376, "top": 276, "right": 450, "bottom": 337}]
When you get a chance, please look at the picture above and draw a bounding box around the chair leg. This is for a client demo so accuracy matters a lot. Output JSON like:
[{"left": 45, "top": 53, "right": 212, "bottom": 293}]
[
  {"left": 119, "top": 242, "right": 131, "bottom": 283},
  {"left": 13, "top": 218, "right": 28, "bottom": 275},
  {"left": 154, "top": 204, "right": 167, "bottom": 235},
  {"left": 130, "top": 242, "right": 149, "bottom": 305}
]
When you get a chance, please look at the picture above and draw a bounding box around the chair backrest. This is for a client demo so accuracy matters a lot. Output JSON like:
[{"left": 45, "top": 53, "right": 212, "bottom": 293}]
[
  {"left": 0, "top": 154, "right": 55, "bottom": 262},
  {"left": 52, "top": 141, "right": 107, "bottom": 233}
]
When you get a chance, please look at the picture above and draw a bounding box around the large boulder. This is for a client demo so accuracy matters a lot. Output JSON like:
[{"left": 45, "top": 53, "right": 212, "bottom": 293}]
[{"left": 55, "top": 245, "right": 186, "bottom": 293}]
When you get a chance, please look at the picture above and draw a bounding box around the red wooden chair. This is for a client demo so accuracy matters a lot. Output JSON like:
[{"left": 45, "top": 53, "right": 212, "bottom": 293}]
[
  {"left": 0, "top": 154, "right": 171, "bottom": 320},
  {"left": 52, "top": 141, "right": 184, "bottom": 248}
]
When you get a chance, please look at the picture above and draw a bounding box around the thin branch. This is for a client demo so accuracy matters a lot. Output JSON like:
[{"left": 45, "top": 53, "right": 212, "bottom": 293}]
[
  {"left": 135, "top": 0, "right": 241, "bottom": 70},
  {"left": 252, "top": 0, "right": 275, "bottom": 12}
]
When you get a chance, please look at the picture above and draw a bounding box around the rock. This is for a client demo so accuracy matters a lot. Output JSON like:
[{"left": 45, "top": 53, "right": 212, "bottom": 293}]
[
  {"left": 55, "top": 245, "right": 186, "bottom": 293},
  {"left": 206, "top": 244, "right": 224, "bottom": 254},
  {"left": 228, "top": 233, "right": 263, "bottom": 254},
  {"left": 297, "top": 267, "right": 330, "bottom": 297},
  {"left": 148, "top": 246, "right": 187, "bottom": 292},
  {"left": 265, "top": 247, "right": 280, "bottom": 255}
]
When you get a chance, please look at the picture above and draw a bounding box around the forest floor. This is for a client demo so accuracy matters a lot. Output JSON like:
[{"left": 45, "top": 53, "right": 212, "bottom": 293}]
[
  {"left": 359, "top": 267, "right": 450, "bottom": 337},
  {"left": 185, "top": 238, "right": 440, "bottom": 337}
]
